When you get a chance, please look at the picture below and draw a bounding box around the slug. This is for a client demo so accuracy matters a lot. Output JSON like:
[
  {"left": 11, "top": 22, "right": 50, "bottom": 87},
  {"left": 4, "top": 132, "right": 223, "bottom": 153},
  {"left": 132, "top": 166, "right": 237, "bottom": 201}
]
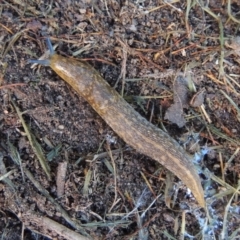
[{"left": 29, "top": 39, "right": 205, "bottom": 208}]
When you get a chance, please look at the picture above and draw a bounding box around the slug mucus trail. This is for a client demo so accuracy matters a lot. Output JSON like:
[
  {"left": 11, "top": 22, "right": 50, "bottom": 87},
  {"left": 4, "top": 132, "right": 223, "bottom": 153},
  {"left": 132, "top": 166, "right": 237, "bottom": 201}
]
[{"left": 29, "top": 39, "right": 205, "bottom": 207}]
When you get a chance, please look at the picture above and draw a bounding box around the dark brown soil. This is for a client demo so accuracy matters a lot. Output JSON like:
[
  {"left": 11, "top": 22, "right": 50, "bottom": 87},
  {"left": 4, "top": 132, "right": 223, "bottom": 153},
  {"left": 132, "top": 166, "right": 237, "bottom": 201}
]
[{"left": 0, "top": 0, "right": 240, "bottom": 239}]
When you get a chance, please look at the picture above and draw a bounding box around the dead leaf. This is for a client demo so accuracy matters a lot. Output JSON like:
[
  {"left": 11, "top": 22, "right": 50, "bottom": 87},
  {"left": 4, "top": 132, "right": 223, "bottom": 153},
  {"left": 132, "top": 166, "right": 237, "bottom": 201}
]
[
  {"left": 164, "top": 102, "right": 186, "bottom": 127},
  {"left": 172, "top": 76, "right": 189, "bottom": 108},
  {"left": 164, "top": 76, "right": 189, "bottom": 127},
  {"left": 190, "top": 89, "right": 205, "bottom": 107},
  {"left": 26, "top": 20, "right": 42, "bottom": 31}
]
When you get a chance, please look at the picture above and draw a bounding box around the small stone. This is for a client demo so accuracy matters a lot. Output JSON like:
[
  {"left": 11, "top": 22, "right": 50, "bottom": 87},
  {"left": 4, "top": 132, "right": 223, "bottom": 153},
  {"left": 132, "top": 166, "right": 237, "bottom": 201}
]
[{"left": 58, "top": 125, "right": 64, "bottom": 130}]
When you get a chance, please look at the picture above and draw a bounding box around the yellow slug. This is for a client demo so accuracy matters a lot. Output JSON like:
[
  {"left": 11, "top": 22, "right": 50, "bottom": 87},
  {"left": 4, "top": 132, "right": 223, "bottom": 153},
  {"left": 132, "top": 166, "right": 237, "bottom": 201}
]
[{"left": 30, "top": 40, "right": 205, "bottom": 208}]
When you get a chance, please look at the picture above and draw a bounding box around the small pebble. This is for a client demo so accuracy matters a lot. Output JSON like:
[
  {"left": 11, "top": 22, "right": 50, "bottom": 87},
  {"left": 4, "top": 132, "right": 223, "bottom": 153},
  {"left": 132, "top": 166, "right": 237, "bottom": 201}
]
[{"left": 58, "top": 125, "right": 64, "bottom": 130}]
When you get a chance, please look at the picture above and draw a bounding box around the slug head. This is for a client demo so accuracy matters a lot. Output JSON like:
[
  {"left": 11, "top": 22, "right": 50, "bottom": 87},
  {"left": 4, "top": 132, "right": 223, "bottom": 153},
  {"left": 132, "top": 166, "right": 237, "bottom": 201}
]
[{"left": 28, "top": 38, "right": 55, "bottom": 66}]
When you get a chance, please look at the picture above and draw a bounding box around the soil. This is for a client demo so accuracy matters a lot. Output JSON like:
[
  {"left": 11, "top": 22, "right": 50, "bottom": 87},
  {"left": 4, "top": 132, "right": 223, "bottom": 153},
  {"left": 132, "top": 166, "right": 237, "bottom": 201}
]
[{"left": 0, "top": 0, "right": 240, "bottom": 239}]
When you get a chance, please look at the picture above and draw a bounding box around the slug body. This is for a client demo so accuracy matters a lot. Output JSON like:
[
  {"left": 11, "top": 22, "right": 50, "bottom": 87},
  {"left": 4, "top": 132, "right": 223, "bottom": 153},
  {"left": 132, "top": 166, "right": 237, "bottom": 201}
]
[{"left": 48, "top": 54, "right": 205, "bottom": 207}]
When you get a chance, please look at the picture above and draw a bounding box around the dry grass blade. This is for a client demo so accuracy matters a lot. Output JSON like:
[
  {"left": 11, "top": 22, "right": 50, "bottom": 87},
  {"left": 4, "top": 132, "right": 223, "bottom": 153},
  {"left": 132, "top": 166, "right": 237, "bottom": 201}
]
[
  {"left": 226, "top": 74, "right": 240, "bottom": 90},
  {"left": 220, "top": 90, "right": 240, "bottom": 122},
  {"left": 164, "top": 0, "right": 182, "bottom": 12},
  {"left": 82, "top": 220, "right": 130, "bottom": 228},
  {"left": 204, "top": 168, "right": 240, "bottom": 197},
  {"left": 229, "top": 227, "right": 240, "bottom": 239},
  {"left": 107, "top": 145, "right": 118, "bottom": 213},
  {"left": 0, "top": 169, "right": 15, "bottom": 181},
  {"left": 180, "top": 211, "right": 186, "bottom": 240},
  {"left": 140, "top": 192, "right": 162, "bottom": 219},
  {"left": 0, "top": 22, "right": 13, "bottom": 34},
  {"left": 2, "top": 29, "right": 27, "bottom": 58},
  {"left": 31, "top": 134, "right": 51, "bottom": 178},
  {"left": 24, "top": 167, "right": 90, "bottom": 237},
  {"left": 227, "top": 0, "right": 240, "bottom": 24},
  {"left": 83, "top": 168, "right": 92, "bottom": 197},
  {"left": 213, "top": 188, "right": 240, "bottom": 200},
  {"left": 174, "top": 216, "right": 180, "bottom": 236},
  {"left": 8, "top": 140, "right": 25, "bottom": 182},
  {"left": 103, "top": 158, "right": 114, "bottom": 174},
  {"left": 72, "top": 44, "right": 92, "bottom": 56},
  {"left": 0, "top": 153, "right": 16, "bottom": 190},
  {"left": 207, "top": 124, "right": 240, "bottom": 146},
  {"left": 12, "top": 100, "right": 51, "bottom": 180},
  {"left": 185, "top": 0, "right": 194, "bottom": 37},
  {"left": 132, "top": 95, "right": 170, "bottom": 99},
  {"left": 21, "top": 213, "right": 90, "bottom": 240},
  {"left": 200, "top": 104, "right": 212, "bottom": 124},
  {"left": 223, "top": 147, "right": 240, "bottom": 175},
  {"left": 163, "top": 230, "right": 177, "bottom": 239},
  {"left": 221, "top": 182, "right": 240, "bottom": 239},
  {"left": 201, "top": 6, "right": 225, "bottom": 77},
  {"left": 5, "top": 0, "right": 25, "bottom": 7},
  {"left": 140, "top": 171, "right": 156, "bottom": 198}
]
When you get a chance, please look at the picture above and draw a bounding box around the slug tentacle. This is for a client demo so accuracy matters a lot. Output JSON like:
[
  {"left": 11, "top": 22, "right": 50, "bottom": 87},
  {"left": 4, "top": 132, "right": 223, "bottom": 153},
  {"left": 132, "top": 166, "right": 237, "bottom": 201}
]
[
  {"left": 31, "top": 39, "right": 205, "bottom": 208},
  {"left": 28, "top": 38, "right": 55, "bottom": 66},
  {"left": 28, "top": 59, "right": 50, "bottom": 66},
  {"left": 46, "top": 37, "right": 54, "bottom": 56}
]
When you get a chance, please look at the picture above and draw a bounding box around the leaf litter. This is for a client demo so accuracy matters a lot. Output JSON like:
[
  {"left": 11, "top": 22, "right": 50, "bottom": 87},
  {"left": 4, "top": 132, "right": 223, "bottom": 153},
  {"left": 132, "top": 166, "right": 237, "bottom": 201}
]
[{"left": 0, "top": 0, "right": 240, "bottom": 239}]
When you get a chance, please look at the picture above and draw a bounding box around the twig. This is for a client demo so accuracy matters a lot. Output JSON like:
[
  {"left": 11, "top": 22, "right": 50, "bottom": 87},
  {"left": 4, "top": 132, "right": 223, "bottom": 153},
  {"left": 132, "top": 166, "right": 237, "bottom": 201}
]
[
  {"left": 223, "top": 147, "right": 240, "bottom": 174},
  {"left": 220, "top": 89, "right": 240, "bottom": 122},
  {"left": 24, "top": 168, "right": 90, "bottom": 238},
  {"left": 56, "top": 161, "right": 68, "bottom": 197},
  {"left": 140, "top": 171, "right": 156, "bottom": 198},
  {"left": 227, "top": 0, "right": 240, "bottom": 24},
  {"left": 0, "top": 83, "right": 26, "bottom": 89},
  {"left": 219, "top": 152, "right": 224, "bottom": 182},
  {"left": 21, "top": 213, "right": 90, "bottom": 240},
  {"left": 107, "top": 144, "right": 118, "bottom": 213},
  {"left": 200, "top": 104, "right": 212, "bottom": 124}
]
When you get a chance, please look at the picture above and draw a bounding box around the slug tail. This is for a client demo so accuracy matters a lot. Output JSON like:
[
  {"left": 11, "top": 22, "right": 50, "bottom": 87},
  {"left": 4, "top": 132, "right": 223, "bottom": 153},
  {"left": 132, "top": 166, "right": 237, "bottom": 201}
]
[{"left": 28, "top": 59, "right": 50, "bottom": 66}]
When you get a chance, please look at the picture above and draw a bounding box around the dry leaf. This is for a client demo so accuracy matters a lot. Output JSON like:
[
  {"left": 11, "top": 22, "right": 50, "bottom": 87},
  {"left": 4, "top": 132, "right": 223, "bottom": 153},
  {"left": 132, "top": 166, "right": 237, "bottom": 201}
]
[
  {"left": 164, "top": 102, "right": 186, "bottom": 127},
  {"left": 190, "top": 89, "right": 205, "bottom": 107},
  {"left": 164, "top": 76, "right": 189, "bottom": 127},
  {"left": 26, "top": 20, "right": 42, "bottom": 31}
]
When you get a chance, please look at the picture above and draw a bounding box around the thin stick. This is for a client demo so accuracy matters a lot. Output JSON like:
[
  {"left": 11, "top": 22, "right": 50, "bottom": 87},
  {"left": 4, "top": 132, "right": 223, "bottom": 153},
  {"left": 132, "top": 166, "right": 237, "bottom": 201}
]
[
  {"left": 21, "top": 213, "right": 90, "bottom": 240},
  {"left": 24, "top": 168, "right": 90, "bottom": 238},
  {"left": 0, "top": 83, "right": 26, "bottom": 89},
  {"left": 107, "top": 144, "right": 118, "bottom": 213}
]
